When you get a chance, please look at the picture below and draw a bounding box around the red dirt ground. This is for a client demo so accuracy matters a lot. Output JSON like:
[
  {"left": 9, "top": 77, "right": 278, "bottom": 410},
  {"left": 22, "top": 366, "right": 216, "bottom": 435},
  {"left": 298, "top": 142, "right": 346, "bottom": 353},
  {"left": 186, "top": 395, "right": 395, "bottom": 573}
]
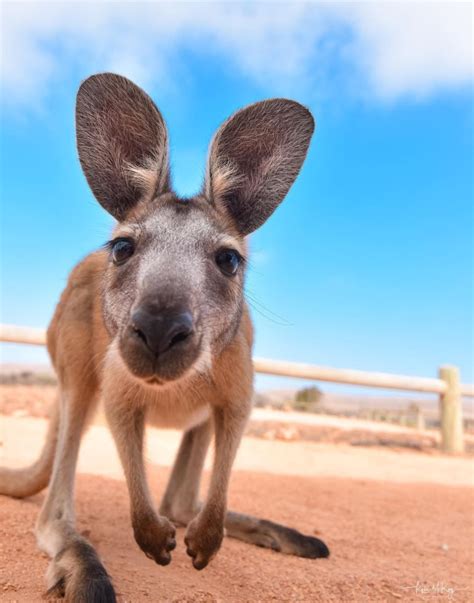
[{"left": 1, "top": 414, "right": 473, "bottom": 602}]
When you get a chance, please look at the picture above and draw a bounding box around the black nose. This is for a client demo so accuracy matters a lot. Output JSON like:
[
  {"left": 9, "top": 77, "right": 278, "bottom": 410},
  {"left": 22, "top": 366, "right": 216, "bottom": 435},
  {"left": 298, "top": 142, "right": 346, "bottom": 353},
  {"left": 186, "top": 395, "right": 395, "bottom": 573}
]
[{"left": 130, "top": 307, "right": 194, "bottom": 357}]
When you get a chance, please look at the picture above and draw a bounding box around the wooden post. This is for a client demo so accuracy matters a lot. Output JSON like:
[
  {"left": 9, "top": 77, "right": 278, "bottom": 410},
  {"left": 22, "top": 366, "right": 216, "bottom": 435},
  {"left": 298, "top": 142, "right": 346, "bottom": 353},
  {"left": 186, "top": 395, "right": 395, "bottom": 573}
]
[
  {"left": 438, "top": 365, "right": 464, "bottom": 453},
  {"left": 415, "top": 408, "right": 425, "bottom": 431}
]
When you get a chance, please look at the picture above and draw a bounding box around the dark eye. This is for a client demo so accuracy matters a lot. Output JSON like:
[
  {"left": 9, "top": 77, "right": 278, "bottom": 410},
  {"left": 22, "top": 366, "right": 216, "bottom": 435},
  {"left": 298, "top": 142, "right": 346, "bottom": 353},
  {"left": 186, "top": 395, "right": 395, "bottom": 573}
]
[
  {"left": 111, "top": 238, "right": 134, "bottom": 265},
  {"left": 215, "top": 248, "right": 242, "bottom": 276}
]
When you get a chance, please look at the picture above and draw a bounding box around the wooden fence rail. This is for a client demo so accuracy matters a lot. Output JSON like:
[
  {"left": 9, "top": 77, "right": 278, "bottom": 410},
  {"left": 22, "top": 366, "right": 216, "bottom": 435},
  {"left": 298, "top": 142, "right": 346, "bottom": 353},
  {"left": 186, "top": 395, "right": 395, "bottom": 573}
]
[{"left": 1, "top": 323, "right": 472, "bottom": 454}]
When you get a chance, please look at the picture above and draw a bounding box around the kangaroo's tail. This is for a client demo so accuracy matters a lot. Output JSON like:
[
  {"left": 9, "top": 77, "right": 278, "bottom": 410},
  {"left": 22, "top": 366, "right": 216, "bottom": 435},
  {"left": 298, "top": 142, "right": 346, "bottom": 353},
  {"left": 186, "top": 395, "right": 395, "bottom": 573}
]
[{"left": 0, "top": 397, "right": 60, "bottom": 498}]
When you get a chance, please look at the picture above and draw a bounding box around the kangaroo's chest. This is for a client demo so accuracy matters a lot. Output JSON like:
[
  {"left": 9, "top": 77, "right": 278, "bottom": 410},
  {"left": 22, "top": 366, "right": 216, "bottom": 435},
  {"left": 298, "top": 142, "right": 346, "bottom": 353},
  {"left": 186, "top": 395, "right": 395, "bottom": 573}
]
[
  {"left": 146, "top": 400, "right": 211, "bottom": 430},
  {"left": 102, "top": 347, "right": 214, "bottom": 431},
  {"left": 142, "top": 369, "right": 215, "bottom": 429},
  {"left": 145, "top": 370, "right": 214, "bottom": 429}
]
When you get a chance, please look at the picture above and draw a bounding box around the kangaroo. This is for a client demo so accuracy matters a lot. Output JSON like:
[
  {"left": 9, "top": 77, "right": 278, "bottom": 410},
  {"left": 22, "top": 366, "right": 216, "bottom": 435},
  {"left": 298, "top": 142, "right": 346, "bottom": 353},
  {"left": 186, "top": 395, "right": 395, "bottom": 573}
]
[{"left": 0, "top": 73, "right": 329, "bottom": 601}]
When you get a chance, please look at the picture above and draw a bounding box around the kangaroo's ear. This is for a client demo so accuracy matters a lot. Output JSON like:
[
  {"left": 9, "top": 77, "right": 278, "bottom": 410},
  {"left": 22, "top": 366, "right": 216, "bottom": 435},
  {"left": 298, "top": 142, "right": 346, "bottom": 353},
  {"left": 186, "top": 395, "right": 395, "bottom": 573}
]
[
  {"left": 204, "top": 99, "right": 314, "bottom": 235},
  {"left": 76, "top": 73, "right": 170, "bottom": 221}
]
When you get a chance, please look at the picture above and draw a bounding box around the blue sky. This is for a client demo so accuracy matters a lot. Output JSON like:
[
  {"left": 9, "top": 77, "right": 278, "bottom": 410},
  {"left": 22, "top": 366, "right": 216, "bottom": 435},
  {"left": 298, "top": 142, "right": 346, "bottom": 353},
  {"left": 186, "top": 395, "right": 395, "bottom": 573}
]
[{"left": 0, "top": 1, "right": 472, "bottom": 392}]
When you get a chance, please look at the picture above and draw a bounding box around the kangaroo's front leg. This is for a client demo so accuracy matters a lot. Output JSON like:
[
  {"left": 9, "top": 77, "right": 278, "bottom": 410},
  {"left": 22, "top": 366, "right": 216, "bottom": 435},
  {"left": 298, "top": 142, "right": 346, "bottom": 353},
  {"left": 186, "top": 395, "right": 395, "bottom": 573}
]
[
  {"left": 184, "top": 403, "right": 250, "bottom": 569},
  {"left": 105, "top": 400, "right": 176, "bottom": 565}
]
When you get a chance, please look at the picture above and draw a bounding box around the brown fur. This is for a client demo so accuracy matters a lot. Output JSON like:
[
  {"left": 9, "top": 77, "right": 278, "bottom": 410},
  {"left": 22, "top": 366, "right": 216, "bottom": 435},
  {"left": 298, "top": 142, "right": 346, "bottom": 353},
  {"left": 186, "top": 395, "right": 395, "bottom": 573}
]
[{"left": 0, "top": 73, "right": 328, "bottom": 601}]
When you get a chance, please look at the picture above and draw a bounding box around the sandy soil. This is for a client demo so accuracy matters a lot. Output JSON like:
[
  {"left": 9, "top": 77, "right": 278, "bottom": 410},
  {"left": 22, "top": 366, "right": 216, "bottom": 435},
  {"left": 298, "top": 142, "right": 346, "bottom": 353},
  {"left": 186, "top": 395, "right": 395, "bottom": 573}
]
[{"left": 1, "top": 416, "right": 473, "bottom": 602}]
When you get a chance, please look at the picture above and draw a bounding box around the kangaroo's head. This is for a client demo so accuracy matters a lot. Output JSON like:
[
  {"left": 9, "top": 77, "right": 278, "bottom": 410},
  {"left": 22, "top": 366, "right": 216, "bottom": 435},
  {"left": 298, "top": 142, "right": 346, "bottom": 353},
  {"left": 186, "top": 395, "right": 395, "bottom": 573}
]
[{"left": 76, "top": 73, "right": 314, "bottom": 385}]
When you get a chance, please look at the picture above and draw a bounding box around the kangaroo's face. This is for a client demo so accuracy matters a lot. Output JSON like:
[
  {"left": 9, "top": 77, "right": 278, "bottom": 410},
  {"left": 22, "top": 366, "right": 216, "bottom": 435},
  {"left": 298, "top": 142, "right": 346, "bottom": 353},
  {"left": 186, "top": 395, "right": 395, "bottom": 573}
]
[
  {"left": 76, "top": 73, "right": 314, "bottom": 384},
  {"left": 102, "top": 194, "right": 246, "bottom": 383}
]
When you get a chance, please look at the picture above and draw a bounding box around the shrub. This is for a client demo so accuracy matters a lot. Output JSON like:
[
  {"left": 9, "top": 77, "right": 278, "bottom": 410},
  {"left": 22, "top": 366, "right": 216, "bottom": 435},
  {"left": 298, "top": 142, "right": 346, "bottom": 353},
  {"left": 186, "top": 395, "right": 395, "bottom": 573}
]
[{"left": 293, "top": 386, "right": 323, "bottom": 412}]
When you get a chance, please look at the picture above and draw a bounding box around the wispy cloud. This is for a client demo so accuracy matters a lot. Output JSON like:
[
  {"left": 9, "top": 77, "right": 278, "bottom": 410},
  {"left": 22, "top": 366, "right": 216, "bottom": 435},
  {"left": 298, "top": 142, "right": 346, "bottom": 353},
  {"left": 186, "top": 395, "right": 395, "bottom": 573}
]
[{"left": 1, "top": 1, "right": 472, "bottom": 111}]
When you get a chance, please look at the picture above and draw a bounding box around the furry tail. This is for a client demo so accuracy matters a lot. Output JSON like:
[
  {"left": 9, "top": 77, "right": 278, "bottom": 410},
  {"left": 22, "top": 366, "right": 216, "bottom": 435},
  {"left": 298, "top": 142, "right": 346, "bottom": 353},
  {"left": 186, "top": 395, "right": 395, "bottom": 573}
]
[{"left": 0, "top": 398, "right": 60, "bottom": 498}]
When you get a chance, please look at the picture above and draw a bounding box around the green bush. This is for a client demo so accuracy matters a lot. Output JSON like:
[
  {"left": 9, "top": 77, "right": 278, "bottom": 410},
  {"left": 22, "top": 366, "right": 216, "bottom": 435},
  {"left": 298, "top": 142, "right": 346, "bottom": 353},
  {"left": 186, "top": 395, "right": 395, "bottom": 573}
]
[
  {"left": 295, "top": 386, "right": 322, "bottom": 404},
  {"left": 293, "top": 386, "right": 322, "bottom": 412}
]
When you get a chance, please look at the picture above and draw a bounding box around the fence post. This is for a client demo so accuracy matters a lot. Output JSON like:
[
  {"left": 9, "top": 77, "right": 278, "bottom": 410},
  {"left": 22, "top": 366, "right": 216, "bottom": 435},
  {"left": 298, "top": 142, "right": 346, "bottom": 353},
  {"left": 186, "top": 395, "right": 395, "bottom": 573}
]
[
  {"left": 415, "top": 407, "right": 425, "bottom": 431},
  {"left": 438, "top": 365, "right": 464, "bottom": 453}
]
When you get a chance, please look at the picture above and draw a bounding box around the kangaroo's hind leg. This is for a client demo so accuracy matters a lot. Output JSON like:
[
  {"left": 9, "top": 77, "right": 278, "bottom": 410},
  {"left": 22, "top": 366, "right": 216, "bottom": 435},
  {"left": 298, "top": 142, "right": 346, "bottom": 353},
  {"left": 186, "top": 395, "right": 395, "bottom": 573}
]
[
  {"left": 36, "top": 381, "right": 116, "bottom": 602},
  {"left": 224, "top": 511, "right": 330, "bottom": 559},
  {"left": 160, "top": 418, "right": 330, "bottom": 560},
  {"left": 159, "top": 419, "right": 212, "bottom": 525}
]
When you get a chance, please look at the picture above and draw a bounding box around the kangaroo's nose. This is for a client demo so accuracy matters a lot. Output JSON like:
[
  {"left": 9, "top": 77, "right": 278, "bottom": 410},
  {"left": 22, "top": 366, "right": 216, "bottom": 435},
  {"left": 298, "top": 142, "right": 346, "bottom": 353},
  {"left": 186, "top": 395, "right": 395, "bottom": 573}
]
[{"left": 130, "top": 307, "right": 194, "bottom": 356}]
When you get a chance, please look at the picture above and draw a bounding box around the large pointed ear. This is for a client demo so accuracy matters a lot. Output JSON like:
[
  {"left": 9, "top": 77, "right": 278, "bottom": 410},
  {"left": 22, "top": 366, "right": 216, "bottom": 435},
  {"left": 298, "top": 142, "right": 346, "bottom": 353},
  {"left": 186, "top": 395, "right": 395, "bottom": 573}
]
[
  {"left": 76, "top": 73, "right": 170, "bottom": 221},
  {"left": 204, "top": 99, "right": 314, "bottom": 235}
]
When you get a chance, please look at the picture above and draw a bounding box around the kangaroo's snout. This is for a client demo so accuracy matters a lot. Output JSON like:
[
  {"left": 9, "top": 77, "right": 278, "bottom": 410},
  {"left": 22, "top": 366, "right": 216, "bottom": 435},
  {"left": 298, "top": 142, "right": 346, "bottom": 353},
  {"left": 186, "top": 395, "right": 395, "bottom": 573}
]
[
  {"left": 130, "top": 306, "right": 194, "bottom": 357},
  {"left": 119, "top": 297, "right": 201, "bottom": 383}
]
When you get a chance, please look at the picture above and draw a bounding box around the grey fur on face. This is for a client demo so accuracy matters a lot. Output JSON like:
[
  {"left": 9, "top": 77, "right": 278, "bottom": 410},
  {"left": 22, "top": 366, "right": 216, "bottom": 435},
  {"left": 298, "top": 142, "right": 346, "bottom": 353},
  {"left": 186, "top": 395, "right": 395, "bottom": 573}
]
[{"left": 102, "top": 194, "right": 245, "bottom": 381}]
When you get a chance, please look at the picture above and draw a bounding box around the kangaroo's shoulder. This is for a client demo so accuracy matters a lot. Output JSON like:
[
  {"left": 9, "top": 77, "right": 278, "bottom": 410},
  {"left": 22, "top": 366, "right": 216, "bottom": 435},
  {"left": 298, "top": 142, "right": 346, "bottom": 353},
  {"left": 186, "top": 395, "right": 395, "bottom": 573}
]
[{"left": 47, "top": 250, "right": 109, "bottom": 372}]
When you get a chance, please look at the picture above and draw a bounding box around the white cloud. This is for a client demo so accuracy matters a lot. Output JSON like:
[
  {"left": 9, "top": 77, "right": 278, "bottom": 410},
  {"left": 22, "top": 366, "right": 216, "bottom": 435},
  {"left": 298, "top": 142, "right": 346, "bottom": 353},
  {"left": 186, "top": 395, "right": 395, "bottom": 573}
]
[
  {"left": 341, "top": 2, "right": 473, "bottom": 100},
  {"left": 0, "top": 1, "right": 472, "bottom": 110}
]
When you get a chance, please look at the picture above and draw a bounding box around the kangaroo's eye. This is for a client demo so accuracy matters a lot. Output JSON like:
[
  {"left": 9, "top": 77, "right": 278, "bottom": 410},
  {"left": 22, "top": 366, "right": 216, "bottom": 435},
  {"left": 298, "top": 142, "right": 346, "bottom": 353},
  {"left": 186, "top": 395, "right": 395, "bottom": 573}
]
[
  {"left": 111, "top": 238, "right": 135, "bottom": 265},
  {"left": 215, "top": 248, "right": 242, "bottom": 276}
]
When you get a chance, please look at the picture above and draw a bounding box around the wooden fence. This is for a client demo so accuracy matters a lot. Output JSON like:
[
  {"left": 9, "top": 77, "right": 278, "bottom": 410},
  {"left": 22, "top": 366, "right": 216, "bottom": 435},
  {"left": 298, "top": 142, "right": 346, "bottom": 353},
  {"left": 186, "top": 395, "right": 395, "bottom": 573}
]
[{"left": 1, "top": 323, "right": 472, "bottom": 454}]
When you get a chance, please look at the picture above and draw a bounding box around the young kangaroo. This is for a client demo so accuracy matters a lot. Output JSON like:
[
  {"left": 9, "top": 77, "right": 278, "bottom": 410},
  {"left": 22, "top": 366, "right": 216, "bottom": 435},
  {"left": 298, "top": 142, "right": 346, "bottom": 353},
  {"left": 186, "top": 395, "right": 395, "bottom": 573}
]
[{"left": 0, "top": 73, "right": 329, "bottom": 601}]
